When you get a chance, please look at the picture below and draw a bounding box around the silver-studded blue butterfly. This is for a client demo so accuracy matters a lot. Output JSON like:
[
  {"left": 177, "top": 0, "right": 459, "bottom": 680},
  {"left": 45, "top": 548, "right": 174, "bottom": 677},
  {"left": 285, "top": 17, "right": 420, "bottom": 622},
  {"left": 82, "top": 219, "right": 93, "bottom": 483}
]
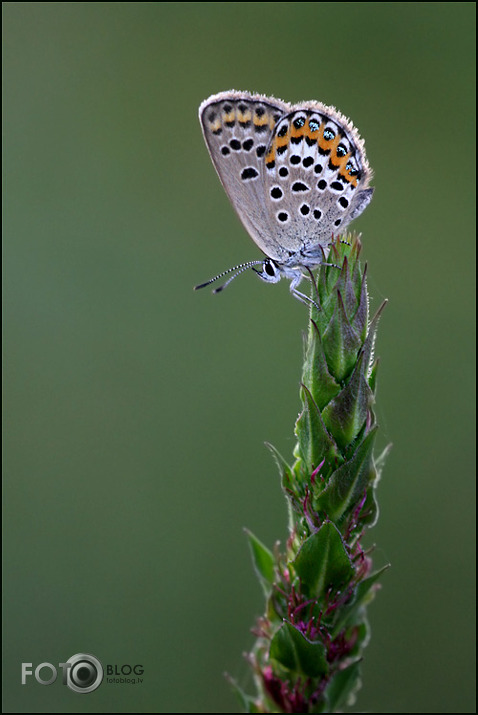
[{"left": 196, "top": 90, "right": 373, "bottom": 305}]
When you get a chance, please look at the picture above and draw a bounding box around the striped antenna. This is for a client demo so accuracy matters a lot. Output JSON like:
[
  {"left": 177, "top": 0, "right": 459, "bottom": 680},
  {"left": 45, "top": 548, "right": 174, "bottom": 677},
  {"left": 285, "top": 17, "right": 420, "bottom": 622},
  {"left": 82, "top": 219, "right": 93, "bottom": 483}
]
[{"left": 194, "top": 260, "right": 264, "bottom": 292}]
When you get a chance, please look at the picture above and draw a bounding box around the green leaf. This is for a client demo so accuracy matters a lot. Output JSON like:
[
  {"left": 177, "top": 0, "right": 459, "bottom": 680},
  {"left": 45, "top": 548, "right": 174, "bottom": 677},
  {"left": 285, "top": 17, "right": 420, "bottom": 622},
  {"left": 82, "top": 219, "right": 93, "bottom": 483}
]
[
  {"left": 293, "top": 521, "right": 354, "bottom": 598},
  {"left": 351, "top": 263, "right": 368, "bottom": 341},
  {"left": 368, "top": 357, "right": 379, "bottom": 393},
  {"left": 245, "top": 529, "right": 275, "bottom": 595},
  {"left": 361, "top": 300, "right": 388, "bottom": 377},
  {"left": 315, "top": 427, "right": 378, "bottom": 522},
  {"left": 269, "top": 620, "right": 328, "bottom": 678},
  {"left": 322, "top": 351, "right": 374, "bottom": 451},
  {"left": 324, "top": 659, "right": 362, "bottom": 712},
  {"left": 316, "top": 254, "right": 330, "bottom": 315},
  {"left": 349, "top": 620, "right": 369, "bottom": 659},
  {"left": 325, "top": 243, "right": 342, "bottom": 294},
  {"left": 322, "top": 290, "right": 362, "bottom": 383},
  {"left": 349, "top": 234, "right": 364, "bottom": 285},
  {"left": 226, "top": 675, "right": 260, "bottom": 713},
  {"left": 302, "top": 319, "right": 341, "bottom": 411},
  {"left": 332, "top": 255, "right": 358, "bottom": 323},
  {"left": 360, "top": 477, "right": 379, "bottom": 527},
  {"left": 265, "top": 441, "right": 295, "bottom": 492},
  {"left": 295, "top": 385, "right": 339, "bottom": 470},
  {"left": 332, "top": 564, "right": 390, "bottom": 637}
]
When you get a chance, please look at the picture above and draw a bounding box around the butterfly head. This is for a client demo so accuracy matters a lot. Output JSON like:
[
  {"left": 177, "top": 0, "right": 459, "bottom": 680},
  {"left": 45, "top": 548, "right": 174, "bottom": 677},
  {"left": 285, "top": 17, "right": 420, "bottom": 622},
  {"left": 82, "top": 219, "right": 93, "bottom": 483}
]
[
  {"left": 195, "top": 257, "right": 319, "bottom": 309},
  {"left": 251, "top": 258, "right": 282, "bottom": 285}
]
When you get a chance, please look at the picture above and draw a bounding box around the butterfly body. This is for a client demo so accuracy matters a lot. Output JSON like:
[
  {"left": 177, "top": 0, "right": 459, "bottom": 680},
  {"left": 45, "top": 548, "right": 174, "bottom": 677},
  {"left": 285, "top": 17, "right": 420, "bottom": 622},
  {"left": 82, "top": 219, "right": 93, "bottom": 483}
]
[{"left": 197, "top": 91, "right": 373, "bottom": 303}]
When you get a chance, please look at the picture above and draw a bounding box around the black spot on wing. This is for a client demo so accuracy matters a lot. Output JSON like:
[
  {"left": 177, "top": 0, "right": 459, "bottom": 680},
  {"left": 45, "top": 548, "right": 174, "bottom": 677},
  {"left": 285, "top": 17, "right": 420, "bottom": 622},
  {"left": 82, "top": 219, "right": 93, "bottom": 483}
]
[{"left": 241, "top": 167, "right": 259, "bottom": 181}]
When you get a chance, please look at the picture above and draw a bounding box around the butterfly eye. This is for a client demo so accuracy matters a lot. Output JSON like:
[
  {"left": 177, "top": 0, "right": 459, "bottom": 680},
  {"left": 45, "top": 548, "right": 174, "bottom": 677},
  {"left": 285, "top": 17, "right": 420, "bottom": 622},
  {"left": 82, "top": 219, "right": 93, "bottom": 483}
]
[{"left": 251, "top": 259, "right": 282, "bottom": 285}]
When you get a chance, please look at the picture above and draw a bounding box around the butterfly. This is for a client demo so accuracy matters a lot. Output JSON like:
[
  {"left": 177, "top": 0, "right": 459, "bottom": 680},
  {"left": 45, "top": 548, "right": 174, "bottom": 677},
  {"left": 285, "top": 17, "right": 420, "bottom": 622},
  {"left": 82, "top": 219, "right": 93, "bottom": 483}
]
[{"left": 195, "top": 90, "right": 373, "bottom": 305}]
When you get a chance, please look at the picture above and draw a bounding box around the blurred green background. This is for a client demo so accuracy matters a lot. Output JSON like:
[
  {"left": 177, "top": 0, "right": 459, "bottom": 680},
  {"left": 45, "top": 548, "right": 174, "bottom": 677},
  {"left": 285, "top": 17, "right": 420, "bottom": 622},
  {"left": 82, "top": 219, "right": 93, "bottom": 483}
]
[{"left": 3, "top": 2, "right": 475, "bottom": 713}]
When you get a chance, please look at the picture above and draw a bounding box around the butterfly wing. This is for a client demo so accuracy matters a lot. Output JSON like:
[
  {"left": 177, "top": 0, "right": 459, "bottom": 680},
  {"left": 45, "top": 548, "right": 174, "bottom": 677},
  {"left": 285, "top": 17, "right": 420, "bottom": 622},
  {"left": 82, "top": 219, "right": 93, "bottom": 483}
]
[
  {"left": 199, "top": 91, "right": 290, "bottom": 261},
  {"left": 261, "top": 101, "right": 374, "bottom": 263}
]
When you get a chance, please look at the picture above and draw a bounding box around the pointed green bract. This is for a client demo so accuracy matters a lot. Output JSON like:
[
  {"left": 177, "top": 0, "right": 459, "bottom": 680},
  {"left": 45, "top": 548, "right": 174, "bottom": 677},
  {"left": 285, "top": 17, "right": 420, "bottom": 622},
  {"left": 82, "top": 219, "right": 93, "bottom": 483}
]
[
  {"left": 270, "top": 621, "right": 328, "bottom": 678},
  {"left": 295, "top": 385, "right": 340, "bottom": 470},
  {"left": 323, "top": 659, "right": 362, "bottom": 712},
  {"left": 321, "top": 352, "right": 374, "bottom": 451},
  {"left": 302, "top": 320, "right": 341, "bottom": 411},
  {"left": 350, "top": 265, "right": 368, "bottom": 341},
  {"left": 265, "top": 441, "right": 295, "bottom": 492},
  {"left": 314, "top": 427, "right": 378, "bottom": 522},
  {"left": 242, "top": 236, "right": 389, "bottom": 713},
  {"left": 293, "top": 522, "right": 354, "bottom": 598},
  {"left": 321, "top": 290, "right": 362, "bottom": 383},
  {"left": 246, "top": 529, "right": 275, "bottom": 595},
  {"left": 228, "top": 676, "right": 261, "bottom": 714},
  {"left": 332, "top": 564, "right": 390, "bottom": 637}
]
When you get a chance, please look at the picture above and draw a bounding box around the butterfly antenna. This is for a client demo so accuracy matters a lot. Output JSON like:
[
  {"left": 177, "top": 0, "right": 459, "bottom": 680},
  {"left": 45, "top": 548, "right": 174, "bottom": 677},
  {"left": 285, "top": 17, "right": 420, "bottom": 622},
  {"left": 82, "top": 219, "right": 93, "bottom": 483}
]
[
  {"left": 320, "top": 244, "right": 341, "bottom": 271},
  {"left": 213, "top": 261, "right": 264, "bottom": 293},
  {"left": 194, "top": 261, "right": 263, "bottom": 292},
  {"left": 328, "top": 233, "right": 351, "bottom": 248}
]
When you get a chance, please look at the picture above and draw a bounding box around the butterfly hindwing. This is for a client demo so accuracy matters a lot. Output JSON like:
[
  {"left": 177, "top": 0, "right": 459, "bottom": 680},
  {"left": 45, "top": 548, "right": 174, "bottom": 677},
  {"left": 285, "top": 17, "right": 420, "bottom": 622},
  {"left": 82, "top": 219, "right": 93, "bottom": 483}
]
[{"left": 261, "top": 102, "right": 373, "bottom": 260}]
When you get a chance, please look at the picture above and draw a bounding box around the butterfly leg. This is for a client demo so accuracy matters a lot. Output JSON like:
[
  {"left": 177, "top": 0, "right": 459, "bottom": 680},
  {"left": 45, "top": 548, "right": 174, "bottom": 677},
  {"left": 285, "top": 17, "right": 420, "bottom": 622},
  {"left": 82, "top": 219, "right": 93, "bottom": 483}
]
[{"left": 289, "top": 271, "right": 320, "bottom": 311}]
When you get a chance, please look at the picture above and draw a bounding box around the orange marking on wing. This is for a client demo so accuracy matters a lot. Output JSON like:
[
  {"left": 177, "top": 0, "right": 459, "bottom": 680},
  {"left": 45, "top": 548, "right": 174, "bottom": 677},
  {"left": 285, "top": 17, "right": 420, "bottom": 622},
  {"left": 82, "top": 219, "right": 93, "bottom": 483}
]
[
  {"left": 209, "top": 118, "right": 222, "bottom": 133},
  {"left": 332, "top": 148, "right": 351, "bottom": 172},
  {"left": 290, "top": 122, "right": 306, "bottom": 140},
  {"left": 318, "top": 127, "right": 336, "bottom": 153},
  {"left": 265, "top": 143, "right": 276, "bottom": 164},
  {"left": 337, "top": 153, "right": 358, "bottom": 185},
  {"left": 275, "top": 127, "right": 290, "bottom": 150},
  {"left": 305, "top": 119, "right": 321, "bottom": 141},
  {"left": 223, "top": 109, "right": 236, "bottom": 124},
  {"left": 237, "top": 108, "right": 252, "bottom": 123},
  {"left": 328, "top": 135, "right": 344, "bottom": 167},
  {"left": 254, "top": 114, "right": 270, "bottom": 128},
  {"left": 340, "top": 168, "right": 358, "bottom": 187},
  {"left": 275, "top": 137, "right": 289, "bottom": 150}
]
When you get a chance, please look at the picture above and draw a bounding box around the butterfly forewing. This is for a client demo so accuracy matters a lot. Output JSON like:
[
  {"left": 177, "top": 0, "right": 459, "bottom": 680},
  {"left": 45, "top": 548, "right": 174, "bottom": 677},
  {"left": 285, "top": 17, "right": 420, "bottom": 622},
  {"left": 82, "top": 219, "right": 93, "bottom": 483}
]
[{"left": 199, "top": 91, "right": 290, "bottom": 261}]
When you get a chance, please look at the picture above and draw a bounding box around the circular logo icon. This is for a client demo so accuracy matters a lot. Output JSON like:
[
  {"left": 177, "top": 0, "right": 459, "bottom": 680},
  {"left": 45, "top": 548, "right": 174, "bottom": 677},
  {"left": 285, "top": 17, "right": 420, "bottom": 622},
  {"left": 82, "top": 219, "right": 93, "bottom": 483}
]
[{"left": 66, "top": 653, "right": 103, "bottom": 693}]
